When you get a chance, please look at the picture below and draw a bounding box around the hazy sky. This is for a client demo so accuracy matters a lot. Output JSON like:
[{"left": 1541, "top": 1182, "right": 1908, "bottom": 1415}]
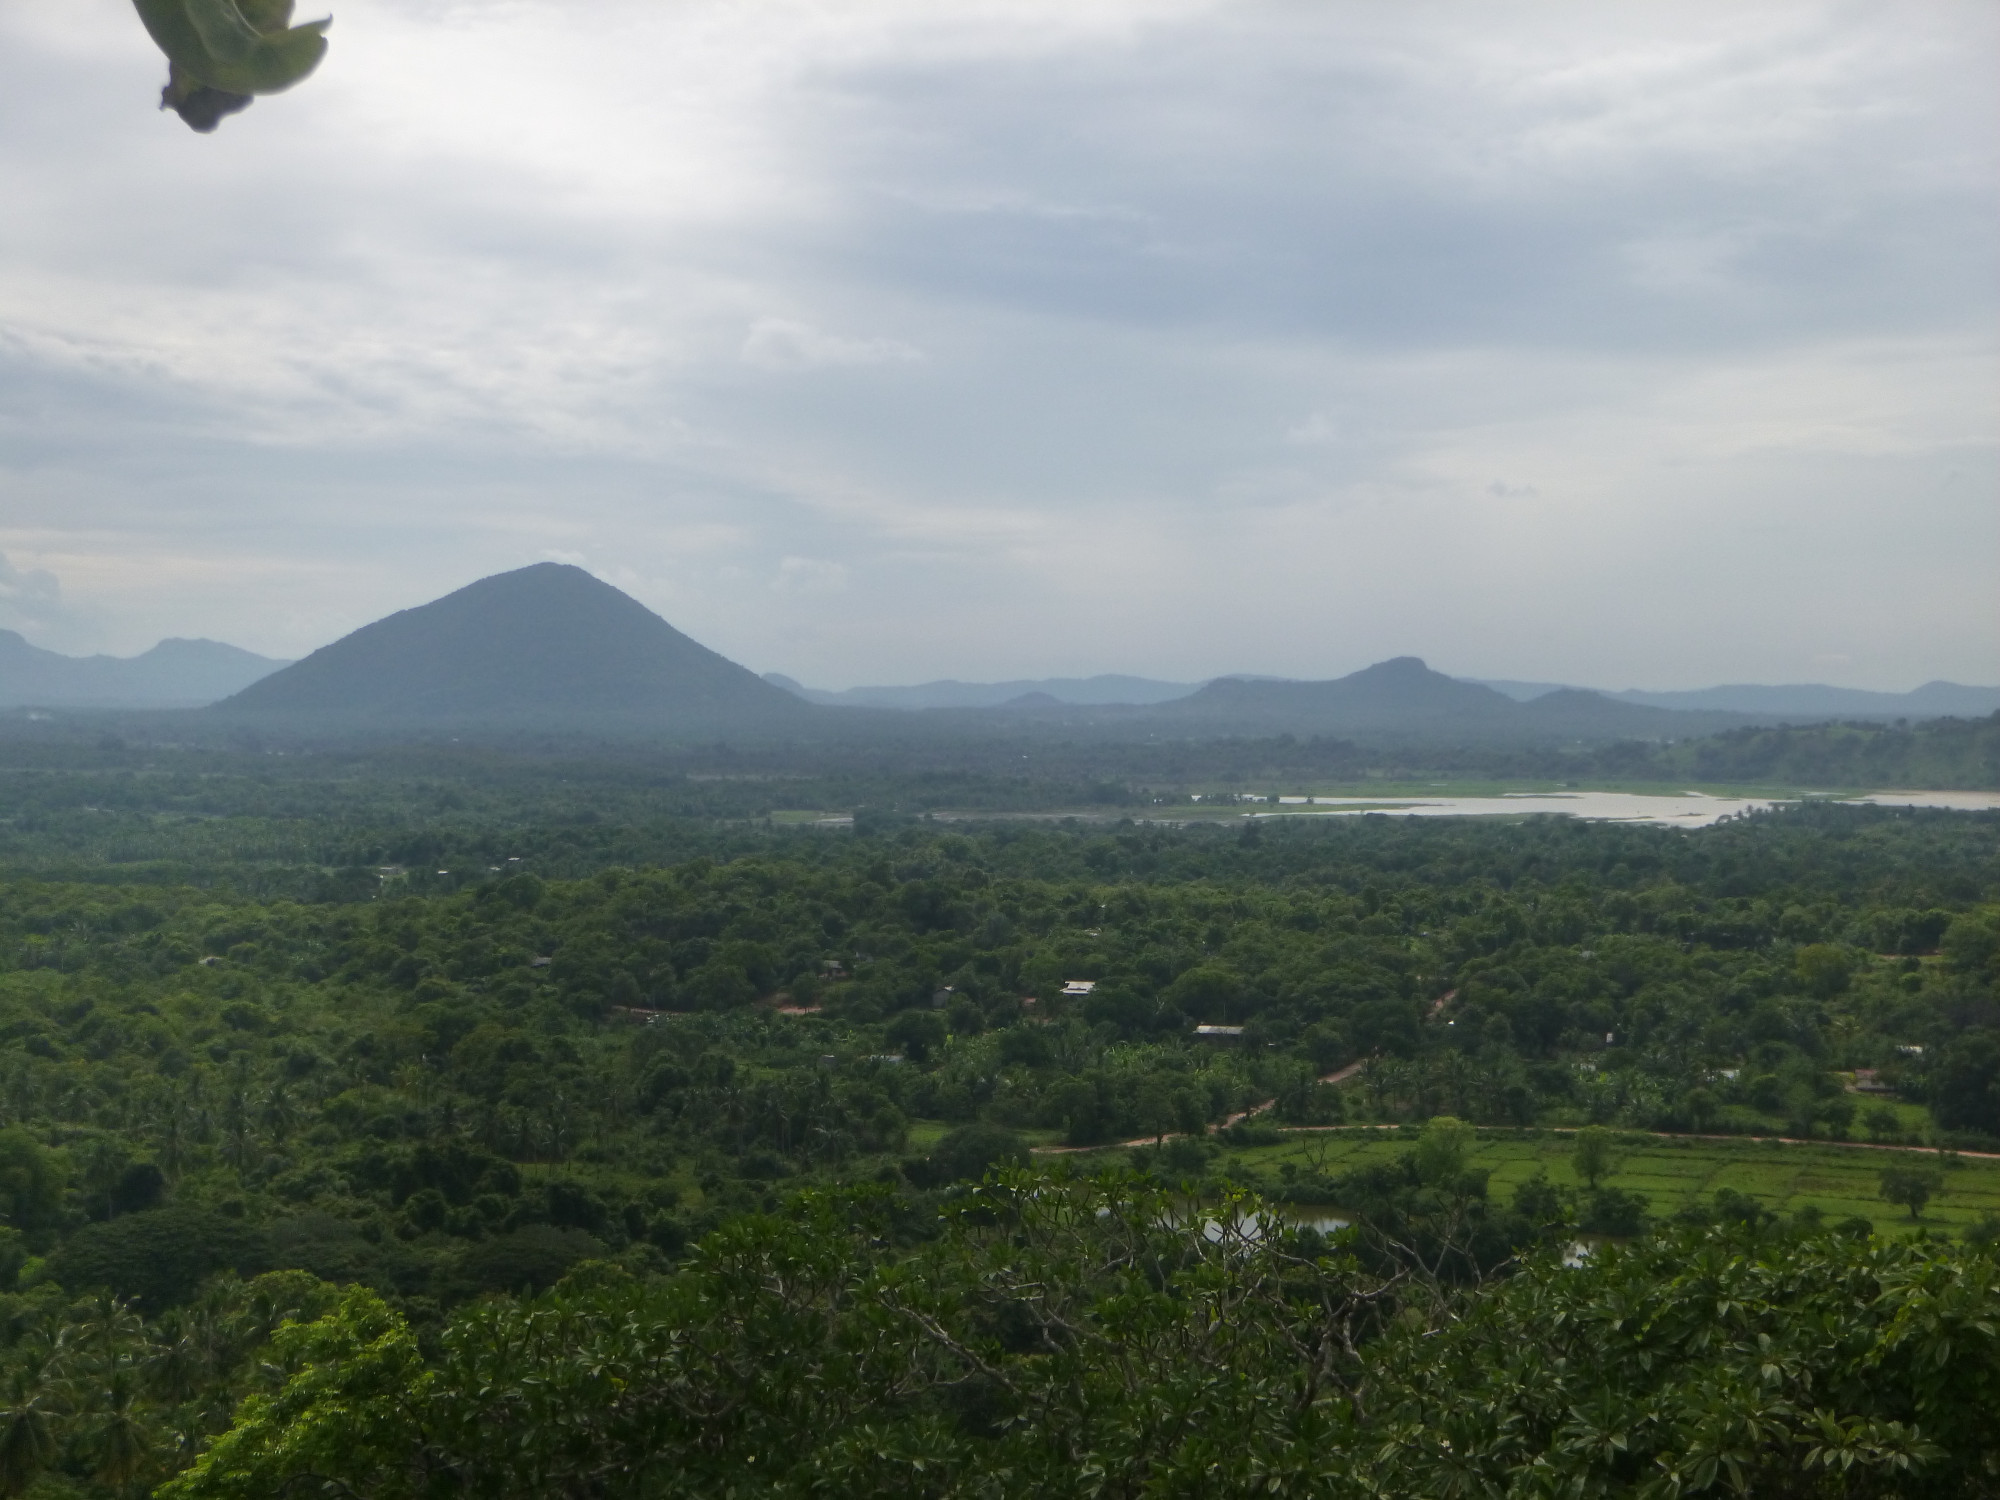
[{"left": 1, "top": 1, "right": 1994, "bottom": 689}]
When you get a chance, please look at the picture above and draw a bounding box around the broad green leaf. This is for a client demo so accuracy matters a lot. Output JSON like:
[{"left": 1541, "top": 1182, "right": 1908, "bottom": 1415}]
[{"left": 131, "top": 0, "right": 329, "bottom": 100}]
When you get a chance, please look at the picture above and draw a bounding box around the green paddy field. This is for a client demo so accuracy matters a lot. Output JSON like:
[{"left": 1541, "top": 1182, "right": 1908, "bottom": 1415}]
[{"left": 1202, "top": 1128, "right": 2000, "bottom": 1235}]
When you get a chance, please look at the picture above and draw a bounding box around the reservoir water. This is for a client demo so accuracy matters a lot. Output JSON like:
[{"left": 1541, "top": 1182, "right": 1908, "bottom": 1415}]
[{"left": 1247, "top": 790, "right": 2000, "bottom": 828}]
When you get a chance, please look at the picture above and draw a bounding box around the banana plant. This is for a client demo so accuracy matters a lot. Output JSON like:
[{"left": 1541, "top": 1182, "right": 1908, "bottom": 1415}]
[{"left": 131, "top": 0, "right": 330, "bottom": 133}]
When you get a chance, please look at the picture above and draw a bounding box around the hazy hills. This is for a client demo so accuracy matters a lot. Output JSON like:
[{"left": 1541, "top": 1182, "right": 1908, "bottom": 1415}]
[
  {"left": 772, "top": 666, "right": 2000, "bottom": 722},
  {"left": 1475, "top": 677, "right": 2000, "bottom": 719},
  {"left": 194, "top": 577, "right": 1734, "bottom": 744},
  {"left": 6, "top": 565, "right": 1990, "bottom": 753},
  {"left": 0, "top": 631, "right": 286, "bottom": 709},
  {"left": 1033, "top": 658, "right": 1746, "bottom": 742},
  {"left": 1155, "top": 656, "right": 1513, "bottom": 732},
  {"left": 217, "top": 563, "right": 807, "bottom": 730}
]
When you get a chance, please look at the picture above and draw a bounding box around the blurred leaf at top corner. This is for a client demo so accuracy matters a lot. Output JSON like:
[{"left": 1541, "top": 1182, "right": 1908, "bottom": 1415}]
[{"left": 132, "top": 0, "right": 332, "bottom": 133}]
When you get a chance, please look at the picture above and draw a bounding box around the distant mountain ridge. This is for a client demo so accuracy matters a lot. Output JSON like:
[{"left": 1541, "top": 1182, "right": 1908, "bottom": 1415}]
[
  {"left": 218, "top": 563, "right": 806, "bottom": 730},
  {"left": 32, "top": 561, "right": 1989, "bottom": 744},
  {"left": 1159, "top": 656, "right": 1514, "bottom": 731},
  {"left": 0, "top": 631, "right": 287, "bottom": 709},
  {"left": 1129, "top": 657, "right": 1751, "bottom": 740},
  {"left": 1614, "top": 681, "right": 2000, "bottom": 718},
  {"left": 772, "top": 667, "right": 1998, "bottom": 723},
  {"left": 1471, "top": 677, "right": 2000, "bottom": 720}
]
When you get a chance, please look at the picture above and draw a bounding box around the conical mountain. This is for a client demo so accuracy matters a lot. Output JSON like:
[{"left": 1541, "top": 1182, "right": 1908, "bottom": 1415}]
[{"left": 218, "top": 563, "right": 806, "bottom": 728}]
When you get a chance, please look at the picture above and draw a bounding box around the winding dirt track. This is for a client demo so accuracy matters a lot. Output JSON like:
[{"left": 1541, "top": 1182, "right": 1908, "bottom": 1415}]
[
  {"left": 1036, "top": 1056, "right": 1377, "bottom": 1154},
  {"left": 1029, "top": 984, "right": 1999, "bottom": 1163},
  {"left": 1033, "top": 992, "right": 1443, "bottom": 1155},
  {"left": 1037, "top": 1121, "right": 1999, "bottom": 1161}
]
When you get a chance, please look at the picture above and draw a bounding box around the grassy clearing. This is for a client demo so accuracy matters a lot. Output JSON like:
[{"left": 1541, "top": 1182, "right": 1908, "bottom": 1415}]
[
  {"left": 907, "top": 1119, "right": 1066, "bottom": 1150},
  {"left": 904, "top": 1119, "right": 955, "bottom": 1150},
  {"left": 1205, "top": 1129, "right": 2000, "bottom": 1235}
]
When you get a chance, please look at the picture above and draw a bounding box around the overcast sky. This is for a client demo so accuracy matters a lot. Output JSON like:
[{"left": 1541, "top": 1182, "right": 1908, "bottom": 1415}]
[{"left": 0, "top": 1, "right": 1994, "bottom": 689}]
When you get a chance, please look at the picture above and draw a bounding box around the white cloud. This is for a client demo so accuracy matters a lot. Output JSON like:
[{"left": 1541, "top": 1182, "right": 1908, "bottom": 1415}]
[
  {"left": 1621, "top": 228, "right": 1763, "bottom": 296},
  {"left": 772, "top": 556, "right": 850, "bottom": 594},
  {"left": 1286, "top": 414, "right": 1340, "bottom": 446},
  {"left": 740, "top": 319, "right": 923, "bottom": 372},
  {"left": 0, "top": 0, "right": 1991, "bottom": 684},
  {"left": 0, "top": 553, "right": 63, "bottom": 639}
]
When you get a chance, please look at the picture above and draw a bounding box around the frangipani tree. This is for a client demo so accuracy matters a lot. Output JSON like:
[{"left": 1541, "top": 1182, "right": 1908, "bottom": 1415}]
[{"left": 132, "top": 0, "right": 330, "bottom": 133}]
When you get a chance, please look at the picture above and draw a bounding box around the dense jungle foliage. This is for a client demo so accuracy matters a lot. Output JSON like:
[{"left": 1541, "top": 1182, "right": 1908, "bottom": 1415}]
[
  {"left": 0, "top": 752, "right": 1995, "bottom": 1496},
  {"left": 162, "top": 1173, "right": 2000, "bottom": 1500}
]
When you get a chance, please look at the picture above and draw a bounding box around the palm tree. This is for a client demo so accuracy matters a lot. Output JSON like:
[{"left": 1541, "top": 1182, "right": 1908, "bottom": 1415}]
[
  {"left": 86, "top": 1372, "right": 152, "bottom": 1490},
  {"left": 262, "top": 1080, "right": 296, "bottom": 1146},
  {"left": 147, "top": 1310, "right": 207, "bottom": 1407},
  {"left": 0, "top": 1373, "right": 56, "bottom": 1498},
  {"left": 155, "top": 1106, "right": 186, "bottom": 1183}
]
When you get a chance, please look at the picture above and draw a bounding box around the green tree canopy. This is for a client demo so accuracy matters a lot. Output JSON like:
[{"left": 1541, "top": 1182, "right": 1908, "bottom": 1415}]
[
  {"left": 1571, "top": 1124, "right": 1615, "bottom": 1189},
  {"left": 1879, "top": 1164, "right": 1944, "bottom": 1221},
  {"left": 161, "top": 1175, "right": 2000, "bottom": 1500},
  {"left": 0, "top": 1129, "right": 65, "bottom": 1245}
]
